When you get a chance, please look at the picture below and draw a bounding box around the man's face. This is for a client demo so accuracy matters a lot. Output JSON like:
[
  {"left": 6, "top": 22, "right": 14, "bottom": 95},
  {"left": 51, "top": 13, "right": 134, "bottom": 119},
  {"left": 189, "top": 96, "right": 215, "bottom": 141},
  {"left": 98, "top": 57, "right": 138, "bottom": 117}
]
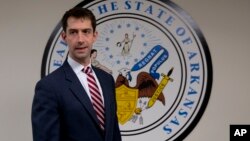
[{"left": 62, "top": 16, "right": 97, "bottom": 65}]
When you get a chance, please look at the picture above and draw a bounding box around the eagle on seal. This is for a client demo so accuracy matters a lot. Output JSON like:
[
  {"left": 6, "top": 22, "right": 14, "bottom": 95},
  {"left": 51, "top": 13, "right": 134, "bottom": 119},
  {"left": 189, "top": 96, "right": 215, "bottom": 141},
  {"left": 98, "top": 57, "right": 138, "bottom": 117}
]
[{"left": 115, "top": 68, "right": 165, "bottom": 106}]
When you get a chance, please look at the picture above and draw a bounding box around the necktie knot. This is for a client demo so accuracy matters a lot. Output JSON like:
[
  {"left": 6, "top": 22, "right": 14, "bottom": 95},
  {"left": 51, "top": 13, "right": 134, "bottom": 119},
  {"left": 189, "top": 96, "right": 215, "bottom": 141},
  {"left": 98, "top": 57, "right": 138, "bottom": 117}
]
[{"left": 83, "top": 66, "right": 92, "bottom": 74}]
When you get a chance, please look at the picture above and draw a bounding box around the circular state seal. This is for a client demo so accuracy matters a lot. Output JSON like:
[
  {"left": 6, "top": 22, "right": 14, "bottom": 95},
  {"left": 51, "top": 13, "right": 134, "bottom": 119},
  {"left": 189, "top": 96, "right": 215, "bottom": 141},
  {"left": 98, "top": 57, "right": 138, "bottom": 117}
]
[{"left": 41, "top": 0, "right": 213, "bottom": 140}]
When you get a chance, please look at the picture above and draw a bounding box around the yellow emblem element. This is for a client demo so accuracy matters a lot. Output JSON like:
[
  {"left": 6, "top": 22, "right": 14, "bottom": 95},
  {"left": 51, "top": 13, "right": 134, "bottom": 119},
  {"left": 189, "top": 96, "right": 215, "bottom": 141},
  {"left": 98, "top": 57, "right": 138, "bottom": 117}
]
[{"left": 116, "top": 84, "right": 138, "bottom": 125}]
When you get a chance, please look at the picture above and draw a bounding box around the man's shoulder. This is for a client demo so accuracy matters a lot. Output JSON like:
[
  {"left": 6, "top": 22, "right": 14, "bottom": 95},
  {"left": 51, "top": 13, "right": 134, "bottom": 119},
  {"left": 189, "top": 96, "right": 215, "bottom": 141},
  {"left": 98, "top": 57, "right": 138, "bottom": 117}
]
[
  {"left": 38, "top": 66, "right": 65, "bottom": 84},
  {"left": 93, "top": 66, "right": 114, "bottom": 84},
  {"left": 93, "top": 66, "right": 111, "bottom": 76}
]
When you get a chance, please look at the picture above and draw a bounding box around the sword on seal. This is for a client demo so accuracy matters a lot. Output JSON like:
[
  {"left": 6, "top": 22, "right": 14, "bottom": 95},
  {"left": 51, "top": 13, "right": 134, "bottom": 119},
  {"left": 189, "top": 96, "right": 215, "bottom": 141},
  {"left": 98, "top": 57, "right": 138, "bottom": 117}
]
[{"left": 147, "top": 67, "right": 174, "bottom": 109}]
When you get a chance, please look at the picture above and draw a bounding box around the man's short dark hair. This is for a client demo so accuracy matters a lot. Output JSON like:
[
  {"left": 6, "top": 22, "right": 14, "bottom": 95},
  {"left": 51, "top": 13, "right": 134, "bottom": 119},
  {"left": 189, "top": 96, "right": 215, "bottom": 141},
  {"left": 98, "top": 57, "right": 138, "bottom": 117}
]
[{"left": 61, "top": 7, "right": 96, "bottom": 32}]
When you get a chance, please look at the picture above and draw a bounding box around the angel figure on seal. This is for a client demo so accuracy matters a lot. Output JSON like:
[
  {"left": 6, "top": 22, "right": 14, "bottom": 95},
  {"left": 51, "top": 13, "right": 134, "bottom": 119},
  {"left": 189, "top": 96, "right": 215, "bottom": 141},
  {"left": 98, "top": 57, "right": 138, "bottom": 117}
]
[{"left": 116, "top": 33, "right": 136, "bottom": 57}]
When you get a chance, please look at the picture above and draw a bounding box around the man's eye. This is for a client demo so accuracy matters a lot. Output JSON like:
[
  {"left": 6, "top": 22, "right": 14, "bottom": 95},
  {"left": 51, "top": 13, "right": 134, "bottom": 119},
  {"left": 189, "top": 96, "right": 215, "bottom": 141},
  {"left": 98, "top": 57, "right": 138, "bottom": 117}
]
[
  {"left": 83, "top": 29, "right": 92, "bottom": 34},
  {"left": 69, "top": 31, "right": 77, "bottom": 34}
]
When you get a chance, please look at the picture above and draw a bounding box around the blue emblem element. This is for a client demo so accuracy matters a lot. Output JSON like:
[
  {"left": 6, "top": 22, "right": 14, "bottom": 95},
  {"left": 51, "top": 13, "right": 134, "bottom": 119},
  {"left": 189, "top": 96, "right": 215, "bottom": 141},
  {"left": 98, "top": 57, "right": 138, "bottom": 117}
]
[{"left": 131, "top": 45, "right": 169, "bottom": 79}]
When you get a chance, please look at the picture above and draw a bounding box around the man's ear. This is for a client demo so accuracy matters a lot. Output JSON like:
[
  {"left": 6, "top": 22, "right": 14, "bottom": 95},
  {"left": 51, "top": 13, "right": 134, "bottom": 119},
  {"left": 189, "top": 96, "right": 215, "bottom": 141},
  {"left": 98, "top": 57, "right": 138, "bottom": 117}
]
[
  {"left": 93, "top": 31, "right": 98, "bottom": 42},
  {"left": 61, "top": 31, "right": 66, "bottom": 41}
]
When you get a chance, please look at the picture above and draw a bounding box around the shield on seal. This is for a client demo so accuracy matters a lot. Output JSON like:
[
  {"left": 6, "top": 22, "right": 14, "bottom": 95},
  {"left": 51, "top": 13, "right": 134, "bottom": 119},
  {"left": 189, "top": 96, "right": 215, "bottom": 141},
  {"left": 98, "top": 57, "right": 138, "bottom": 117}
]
[{"left": 116, "top": 84, "right": 138, "bottom": 125}]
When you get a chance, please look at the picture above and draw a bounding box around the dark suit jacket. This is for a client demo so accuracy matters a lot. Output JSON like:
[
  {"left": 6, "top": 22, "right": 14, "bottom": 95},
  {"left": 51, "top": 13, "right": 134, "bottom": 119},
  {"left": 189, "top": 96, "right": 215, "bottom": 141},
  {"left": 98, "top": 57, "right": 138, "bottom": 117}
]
[{"left": 32, "top": 61, "right": 121, "bottom": 141}]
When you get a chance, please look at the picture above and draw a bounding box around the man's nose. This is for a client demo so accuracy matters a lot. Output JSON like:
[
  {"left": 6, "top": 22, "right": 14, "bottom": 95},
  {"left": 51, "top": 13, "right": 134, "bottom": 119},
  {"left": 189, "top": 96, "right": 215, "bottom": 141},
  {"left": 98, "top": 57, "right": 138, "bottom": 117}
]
[{"left": 77, "top": 33, "right": 85, "bottom": 43}]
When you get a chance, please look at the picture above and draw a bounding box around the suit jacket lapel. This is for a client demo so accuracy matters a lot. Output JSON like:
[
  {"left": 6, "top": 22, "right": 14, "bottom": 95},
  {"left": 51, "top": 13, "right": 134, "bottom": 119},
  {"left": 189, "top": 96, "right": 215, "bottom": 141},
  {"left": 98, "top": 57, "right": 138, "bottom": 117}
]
[{"left": 62, "top": 61, "right": 100, "bottom": 125}]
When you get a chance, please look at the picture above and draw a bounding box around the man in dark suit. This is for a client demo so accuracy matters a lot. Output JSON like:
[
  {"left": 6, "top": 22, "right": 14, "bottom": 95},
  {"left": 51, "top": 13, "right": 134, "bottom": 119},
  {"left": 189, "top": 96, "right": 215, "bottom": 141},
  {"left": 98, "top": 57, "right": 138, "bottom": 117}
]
[{"left": 31, "top": 7, "right": 121, "bottom": 141}]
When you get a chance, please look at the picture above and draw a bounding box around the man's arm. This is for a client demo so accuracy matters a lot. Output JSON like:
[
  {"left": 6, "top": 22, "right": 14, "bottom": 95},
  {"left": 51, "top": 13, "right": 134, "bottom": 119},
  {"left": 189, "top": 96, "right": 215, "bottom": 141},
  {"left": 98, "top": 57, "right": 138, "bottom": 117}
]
[
  {"left": 31, "top": 80, "right": 60, "bottom": 141},
  {"left": 111, "top": 78, "right": 122, "bottom": 141},
  {"left": 113, "top": 113, "right": 122, "bottom": 141}
]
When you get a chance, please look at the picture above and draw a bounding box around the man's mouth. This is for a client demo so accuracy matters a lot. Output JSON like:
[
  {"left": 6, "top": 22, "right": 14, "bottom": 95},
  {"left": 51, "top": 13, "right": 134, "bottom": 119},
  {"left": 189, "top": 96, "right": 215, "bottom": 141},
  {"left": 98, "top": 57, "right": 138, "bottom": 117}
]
[{"left": 75, "top": 46, "right": 87, "bottom": 50}]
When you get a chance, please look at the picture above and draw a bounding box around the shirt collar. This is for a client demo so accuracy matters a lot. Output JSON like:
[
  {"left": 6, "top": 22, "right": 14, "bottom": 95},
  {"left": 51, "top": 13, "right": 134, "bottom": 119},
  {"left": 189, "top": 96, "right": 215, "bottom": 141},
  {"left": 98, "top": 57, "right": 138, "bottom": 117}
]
[{"left": 67, "top": 56, "right": 92, "bottom": 74}]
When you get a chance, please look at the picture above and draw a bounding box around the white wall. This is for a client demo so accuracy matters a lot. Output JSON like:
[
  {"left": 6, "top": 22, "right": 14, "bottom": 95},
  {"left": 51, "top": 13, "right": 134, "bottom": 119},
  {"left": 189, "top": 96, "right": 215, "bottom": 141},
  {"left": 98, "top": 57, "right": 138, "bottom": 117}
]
[{"left": 0, "top": 0, "right": 249, "bottom": 141}]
